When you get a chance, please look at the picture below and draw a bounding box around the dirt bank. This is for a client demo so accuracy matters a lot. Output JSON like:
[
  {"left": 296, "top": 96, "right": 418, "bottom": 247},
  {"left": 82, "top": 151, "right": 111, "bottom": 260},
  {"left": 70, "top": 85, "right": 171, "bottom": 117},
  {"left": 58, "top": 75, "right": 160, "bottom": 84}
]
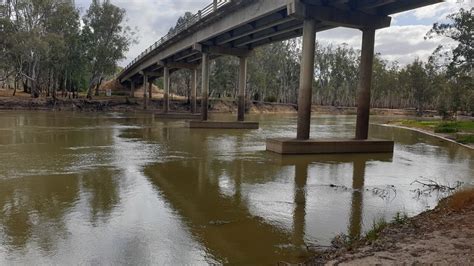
[
  {"left": 0, "top": 90, "right": 419, "bottom": 116},
  {"left": 309, "top": 188, "right": 474, "bottom": 265}
]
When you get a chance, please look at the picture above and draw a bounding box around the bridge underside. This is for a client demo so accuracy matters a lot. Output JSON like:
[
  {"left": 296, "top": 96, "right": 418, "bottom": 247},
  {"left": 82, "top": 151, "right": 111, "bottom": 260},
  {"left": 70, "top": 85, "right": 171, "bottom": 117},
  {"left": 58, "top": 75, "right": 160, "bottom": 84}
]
[{"left": 118, "top": 0, "right": 441, "bottom": 153}]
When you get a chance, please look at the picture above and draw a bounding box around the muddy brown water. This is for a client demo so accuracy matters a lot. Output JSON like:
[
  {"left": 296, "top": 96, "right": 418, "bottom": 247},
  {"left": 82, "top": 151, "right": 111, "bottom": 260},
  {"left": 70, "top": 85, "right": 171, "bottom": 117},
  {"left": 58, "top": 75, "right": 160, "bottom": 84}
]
[{"left": 0, "top": 111, "right": 472, "bottom": 264}]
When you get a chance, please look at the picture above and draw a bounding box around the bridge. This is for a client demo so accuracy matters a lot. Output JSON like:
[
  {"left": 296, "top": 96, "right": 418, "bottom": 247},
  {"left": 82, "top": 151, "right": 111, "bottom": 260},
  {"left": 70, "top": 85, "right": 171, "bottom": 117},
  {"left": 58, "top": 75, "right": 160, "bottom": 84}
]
[{"left": 118, "top": 0, "right": 442, "bottom": 154}]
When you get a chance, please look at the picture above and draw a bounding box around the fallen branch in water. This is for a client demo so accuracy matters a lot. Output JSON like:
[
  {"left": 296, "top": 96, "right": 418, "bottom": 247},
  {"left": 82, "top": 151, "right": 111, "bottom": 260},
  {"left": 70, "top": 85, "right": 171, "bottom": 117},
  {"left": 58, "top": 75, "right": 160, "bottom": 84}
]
[{"left": 411, "top": 178, "right": 464, "bottom": 198}]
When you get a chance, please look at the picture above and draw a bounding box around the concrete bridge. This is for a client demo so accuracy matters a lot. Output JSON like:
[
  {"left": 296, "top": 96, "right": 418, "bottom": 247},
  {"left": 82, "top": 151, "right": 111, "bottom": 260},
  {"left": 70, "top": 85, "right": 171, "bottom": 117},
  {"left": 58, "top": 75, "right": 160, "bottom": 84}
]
[{"left": 118, "top": 0, "right": 442, "bottom": 154}]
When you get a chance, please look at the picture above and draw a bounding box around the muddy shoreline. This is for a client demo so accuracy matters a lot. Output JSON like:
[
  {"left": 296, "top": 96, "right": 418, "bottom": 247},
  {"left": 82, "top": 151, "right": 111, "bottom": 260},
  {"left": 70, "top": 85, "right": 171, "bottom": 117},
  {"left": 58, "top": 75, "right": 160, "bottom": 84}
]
[{"left": 0, "top": 96, "right": 418, "bottom": 116}]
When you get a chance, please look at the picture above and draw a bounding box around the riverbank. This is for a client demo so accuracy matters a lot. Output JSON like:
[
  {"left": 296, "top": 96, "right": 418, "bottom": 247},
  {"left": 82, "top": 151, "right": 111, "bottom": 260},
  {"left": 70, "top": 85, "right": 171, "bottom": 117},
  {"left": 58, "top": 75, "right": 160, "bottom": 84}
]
[
  {"left": 386, "top": 119, "right": 474, "bottom": 149},
  {"left": 309, "top": 188, "right": 474, "bottom": 265},
  {"left": 0, "top": 91, "right": 418, "bottom": 116}
]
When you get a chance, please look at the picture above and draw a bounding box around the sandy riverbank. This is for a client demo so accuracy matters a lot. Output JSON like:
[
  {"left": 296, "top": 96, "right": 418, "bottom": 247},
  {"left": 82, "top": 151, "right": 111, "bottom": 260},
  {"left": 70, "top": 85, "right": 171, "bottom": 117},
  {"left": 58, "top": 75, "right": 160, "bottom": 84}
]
[{"left": 309, "top": 188, "right": 474, "bottom": 265}]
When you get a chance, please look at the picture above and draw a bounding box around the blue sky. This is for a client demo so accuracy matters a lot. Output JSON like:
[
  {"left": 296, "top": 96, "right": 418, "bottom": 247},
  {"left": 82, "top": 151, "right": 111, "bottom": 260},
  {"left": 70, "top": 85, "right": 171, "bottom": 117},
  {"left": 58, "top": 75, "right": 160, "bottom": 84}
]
[{"left": 74, "top": 0, "right": 471, "bottom": 66}]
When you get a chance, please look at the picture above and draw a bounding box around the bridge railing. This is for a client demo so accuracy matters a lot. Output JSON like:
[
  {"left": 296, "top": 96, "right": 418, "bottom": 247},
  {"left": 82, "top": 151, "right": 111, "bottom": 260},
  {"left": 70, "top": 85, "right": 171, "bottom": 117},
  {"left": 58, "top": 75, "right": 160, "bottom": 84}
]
[{"left": 121, "top": 0, "right": 232, "bottom": 77}]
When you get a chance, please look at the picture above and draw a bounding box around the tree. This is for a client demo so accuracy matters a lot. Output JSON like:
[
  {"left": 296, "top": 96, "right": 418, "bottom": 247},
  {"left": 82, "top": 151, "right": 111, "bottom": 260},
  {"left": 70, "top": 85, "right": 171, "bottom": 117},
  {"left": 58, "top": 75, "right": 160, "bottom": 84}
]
[
  {"left": 82, "top": 0, "right": 134, "bottom": 98},
  {"left": 428, "top": 7, "right": 473, "bottom": 116},
  {"left": 428, "top": 7, "right": 473, "bottom": 76}
]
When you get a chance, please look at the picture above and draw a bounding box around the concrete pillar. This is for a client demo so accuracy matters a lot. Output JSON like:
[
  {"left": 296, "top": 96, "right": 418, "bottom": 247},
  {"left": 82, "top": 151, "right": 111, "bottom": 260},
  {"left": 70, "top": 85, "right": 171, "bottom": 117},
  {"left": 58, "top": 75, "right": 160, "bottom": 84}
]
[
  {"left": 130, "top": 80, "right": 135, "bottom": 98},
  {"left": 163, "top": 66, "right": 170, "bottom": 113},
  {"left": 237, "top": 56, "right": 247, "bottom": 122},
  {"left": 355, "top": 28, "right": 376, "bottom": 140},
  {"left": 148, "top": 78, "right": 153, "bottom": 100},
  {"left": 201, "top": 53, "right": 210, "bottom": 121},
  {"left": 143, "top": 75, "right": 148, "bottom": 110},
  {"left": 191, "top": 68, "right": 198, "bottom": 113},
  {"left": 296, "top": 19, "right": 317, "bottom": 140}
]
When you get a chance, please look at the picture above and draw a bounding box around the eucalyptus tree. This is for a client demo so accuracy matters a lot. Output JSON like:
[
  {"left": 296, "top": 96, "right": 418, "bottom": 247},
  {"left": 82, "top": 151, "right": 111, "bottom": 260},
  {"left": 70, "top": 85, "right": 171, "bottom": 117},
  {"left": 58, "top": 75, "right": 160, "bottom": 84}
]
[{"left": 82, "top": 0, "right": 133, "bottom": 98}]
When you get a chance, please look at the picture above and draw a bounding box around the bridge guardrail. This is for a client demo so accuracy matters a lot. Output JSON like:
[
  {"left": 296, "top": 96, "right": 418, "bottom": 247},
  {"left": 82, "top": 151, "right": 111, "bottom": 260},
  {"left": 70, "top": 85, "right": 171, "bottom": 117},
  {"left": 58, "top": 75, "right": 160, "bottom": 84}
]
[{"left": 121, "top": 0, "right": 232, "bottom": 77}]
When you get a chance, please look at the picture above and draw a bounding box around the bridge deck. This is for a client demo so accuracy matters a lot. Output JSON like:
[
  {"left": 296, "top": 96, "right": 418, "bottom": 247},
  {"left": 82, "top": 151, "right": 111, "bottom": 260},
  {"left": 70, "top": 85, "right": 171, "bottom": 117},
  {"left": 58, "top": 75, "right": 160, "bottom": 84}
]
[{"left": 118, "top": 0, "right": 442, "bottom": 84}]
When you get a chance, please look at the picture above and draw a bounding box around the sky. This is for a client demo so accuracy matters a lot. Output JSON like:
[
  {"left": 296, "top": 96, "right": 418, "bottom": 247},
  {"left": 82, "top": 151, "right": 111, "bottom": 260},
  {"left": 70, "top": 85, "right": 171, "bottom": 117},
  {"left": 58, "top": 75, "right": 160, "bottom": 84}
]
[{"left": 75, "top": 0, "right": 472, "bottom": 67}]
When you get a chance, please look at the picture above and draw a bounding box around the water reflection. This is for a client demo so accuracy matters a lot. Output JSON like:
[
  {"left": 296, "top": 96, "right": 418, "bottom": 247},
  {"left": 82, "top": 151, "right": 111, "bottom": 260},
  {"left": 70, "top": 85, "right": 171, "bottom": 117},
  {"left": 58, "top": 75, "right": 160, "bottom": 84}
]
[
  {"left": 81, "top": 168, "right": 120, "bottom": 225},
  {"left": 0, "top": 174, "right": 79, "bottom": 252},
  {"left": 278, "top": 153, "right": 393, "bottom": 250}
]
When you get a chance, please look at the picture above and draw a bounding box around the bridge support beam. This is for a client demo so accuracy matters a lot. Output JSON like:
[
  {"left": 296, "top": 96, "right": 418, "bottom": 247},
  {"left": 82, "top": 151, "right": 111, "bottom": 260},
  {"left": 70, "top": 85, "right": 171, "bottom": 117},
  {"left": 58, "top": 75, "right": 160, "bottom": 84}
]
[
  {"left": 201, "top": 52, "right": 210, "bottom": 121},
  {"left": 355, "top": 28, "right": 375, "bottom": 140},
  {"left": 163, "top": 66, "right": 170, "bottom": 113},
  {"left": 297, "top": 18, "right": 317, "bottom": 140},
  {"left": 238, "top": 56, "right": 247, "bottom": 122},
  {"left": 191, "top": 68, "right": 198, "bottom": 114}
]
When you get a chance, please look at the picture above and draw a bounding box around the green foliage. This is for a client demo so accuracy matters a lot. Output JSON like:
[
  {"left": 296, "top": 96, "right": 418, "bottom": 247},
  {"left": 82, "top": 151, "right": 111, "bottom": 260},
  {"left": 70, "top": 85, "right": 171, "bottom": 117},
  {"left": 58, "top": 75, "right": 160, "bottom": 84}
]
[
  {"left": 0, "top": 0, "right": 134, "bottom": 98},
  {"left": 434, "top": 122, "right": 460, "bottom": 133},
  {"left": 365, "top": 217, "right": 388, "bottom": 242},
  {"left": 456, "top": 134, "right": 474, "bottom": 144},
  {"left": 392, "top": 212, "right": 409, "bottom": 225}
]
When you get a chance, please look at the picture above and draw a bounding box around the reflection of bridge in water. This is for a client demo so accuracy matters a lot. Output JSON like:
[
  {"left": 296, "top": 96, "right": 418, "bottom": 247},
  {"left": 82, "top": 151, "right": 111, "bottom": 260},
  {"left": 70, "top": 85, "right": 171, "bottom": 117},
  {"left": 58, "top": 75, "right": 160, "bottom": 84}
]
[{"left": 143, "top": 148, "right": 392, "bottom": 263}]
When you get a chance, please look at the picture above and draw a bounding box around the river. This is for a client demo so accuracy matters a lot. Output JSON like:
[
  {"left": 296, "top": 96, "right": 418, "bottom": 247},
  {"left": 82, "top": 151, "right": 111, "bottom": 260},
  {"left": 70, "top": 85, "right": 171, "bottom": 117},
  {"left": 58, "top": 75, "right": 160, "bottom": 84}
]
[{"left": 0, "top": 111, "right": 472, "bottom": 264}]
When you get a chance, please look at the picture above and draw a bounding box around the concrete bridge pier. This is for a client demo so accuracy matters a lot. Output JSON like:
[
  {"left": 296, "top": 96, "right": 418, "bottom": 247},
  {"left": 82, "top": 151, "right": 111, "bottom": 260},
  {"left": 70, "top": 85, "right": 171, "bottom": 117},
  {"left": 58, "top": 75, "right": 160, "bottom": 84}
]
[
  {"left": 355, "top": 29, "right": 375, "bottom": 140},
  {"left": 296, "top": 19, "right": 317, "bottom": 140},
  {"left": 163, "top": 66, "right": 170, "bottom": 113},
  {"left": 188, "top": 45, "right": 258, "bottom": 129},
  {"left": 191, "top": 68, "right": 198, "bottom": 114},
  {"left": 201, "top": 52, "right": 210, "bottom": 121},
  {"left": 266, "top": 19, "right": 393, "bottom": 154},
  {"left": 237, "top": 56, "right": 247, "bottom": 122},
  {"left": 129, "top": 80, "right": 135, "bottom": 98},
  {"left": 141, "top": 71, "right": 148, "bottom": 110}
]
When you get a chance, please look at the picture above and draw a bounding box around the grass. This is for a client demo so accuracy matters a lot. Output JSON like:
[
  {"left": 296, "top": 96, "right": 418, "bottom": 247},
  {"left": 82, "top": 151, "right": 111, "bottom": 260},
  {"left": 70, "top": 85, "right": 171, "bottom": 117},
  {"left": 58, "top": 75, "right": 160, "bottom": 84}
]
[
  {"left": 393, "top": 120, "right": 474, "bottom": 145},
  {"left": 456, "top": 134, "right": 474, "bottom": 144},
  {"left": 434, "top": 122, "right": 460, "bottom": 133},
  {"left": 333, "top": 212, "right": 410, "bottom": 249},
  {"left": 365, "top": 217, "right": 389, "bottom": 242}
]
